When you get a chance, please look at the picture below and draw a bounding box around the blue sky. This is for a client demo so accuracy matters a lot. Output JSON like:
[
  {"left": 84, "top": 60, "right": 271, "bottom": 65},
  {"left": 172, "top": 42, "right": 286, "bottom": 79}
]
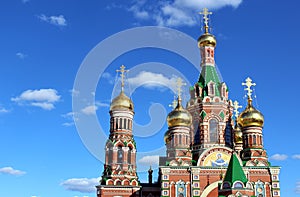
[{"left": 1, "top": 0, "right": 300, "bottom": 196}]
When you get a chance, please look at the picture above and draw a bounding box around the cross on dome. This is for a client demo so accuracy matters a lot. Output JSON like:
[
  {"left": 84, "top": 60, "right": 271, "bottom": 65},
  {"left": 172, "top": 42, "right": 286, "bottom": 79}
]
[
  {"left": 116, "top": 65, "right": 129, "bottom": 91},
  {"left": 199, "top": 8, "right": 212, "bottom": 33},
  {"left": 233, "top": 101, "right": 242, "bottom": 119},
  {"left": 242, "top": 77, "right": 256, "bottom": 100},
  {"left": 176, "top": 77, "right": 186, "bottom": 100}
]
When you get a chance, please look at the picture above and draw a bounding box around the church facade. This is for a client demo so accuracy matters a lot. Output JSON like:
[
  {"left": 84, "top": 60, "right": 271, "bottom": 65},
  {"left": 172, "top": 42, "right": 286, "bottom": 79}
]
[{"left": 96, "top": 8, "right": 281, "bottom": 197}]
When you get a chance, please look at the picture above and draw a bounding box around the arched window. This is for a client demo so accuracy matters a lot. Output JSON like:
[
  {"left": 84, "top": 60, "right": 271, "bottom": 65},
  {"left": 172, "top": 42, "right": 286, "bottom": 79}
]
[
  {"left": 209, "top": 119, "right": 218, "bottom": 143},
  {"left": 119, "top": 118, "right": 123, "bottom": 129},
  {"left": 209, "top": 83, "right": 214, "bottom": 96},
  {"left": 234, "top": 181, "right": 244, "bottom": 188},
  {"left": 179, "top": 135, "right": 182, "bottom": 144},
  {"left": 123, "top": 119, "right": 127, "bottom": 129},
  {"left": 117, "top": 146, "right": 123, "bottom": 163},
  {"left": 128, "top": 147, "right": 132, "bottom": 164}
]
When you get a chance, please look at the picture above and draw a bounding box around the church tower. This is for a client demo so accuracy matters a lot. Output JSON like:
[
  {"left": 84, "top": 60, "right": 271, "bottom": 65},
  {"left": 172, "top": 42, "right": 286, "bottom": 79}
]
[
  {"left": 96, "top": 65, "right": 140, "bottom": 197},
  {"left": 164, "top": 78, "right": 193, "bottom": 166},
  {"left": 238, "top": 77, "right": 268, "bottom": 166},
  {"left": 187, "top": 8, "right": 233, "bottom": 162}
]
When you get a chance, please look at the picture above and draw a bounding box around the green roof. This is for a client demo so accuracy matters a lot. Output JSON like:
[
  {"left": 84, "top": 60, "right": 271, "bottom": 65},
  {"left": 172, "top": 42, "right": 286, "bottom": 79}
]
[
  {"left": 223, "top": 153, "right": 248, "bottom": 185},
  {"left": 198, "top": 65, "right": 221, "bottom": 97}
]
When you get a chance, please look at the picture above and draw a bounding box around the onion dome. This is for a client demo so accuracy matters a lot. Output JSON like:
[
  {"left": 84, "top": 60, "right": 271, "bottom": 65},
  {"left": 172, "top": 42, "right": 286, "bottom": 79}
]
[
  {"left": 238, "top": 100, "right": 264, "bottom": 128},
  {"left": 167, "top": 99, "right": 192, "bottom": 128},
  {"left": 110, "top": 91, "right": 134, "bottom": 111},
  {"left": 198, "top": 33, "right": 217, "bottom": 48},
  {"left": 234, "top": 124, "right": 243, "bottom": 144}
]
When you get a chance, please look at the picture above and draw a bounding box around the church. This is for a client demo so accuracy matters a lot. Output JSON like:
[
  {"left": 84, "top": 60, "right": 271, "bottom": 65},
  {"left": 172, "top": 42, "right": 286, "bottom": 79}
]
[{"left": 96, "top": 8, "right": 281, "bottom": 197}]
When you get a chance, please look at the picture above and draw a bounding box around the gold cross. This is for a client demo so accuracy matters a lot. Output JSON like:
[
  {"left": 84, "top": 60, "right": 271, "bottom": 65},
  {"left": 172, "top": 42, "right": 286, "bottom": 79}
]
[
  {"left": 199, "top": 8, "right": 212, "bottom": 32},
  {"left": 242, "top": 77, "right": 256, "bottom": 100},
  {"left": 168, "top": 96, "right": 177, "bottom": 109},
  {"left": 116, "top": 65, "right": 129, "bottom": 91},
  {"left": 233, "top": 101, "right": 242, "bottom": 119},
  {"left": 176, "top": 77, "right": 186, "bottom": 100}
]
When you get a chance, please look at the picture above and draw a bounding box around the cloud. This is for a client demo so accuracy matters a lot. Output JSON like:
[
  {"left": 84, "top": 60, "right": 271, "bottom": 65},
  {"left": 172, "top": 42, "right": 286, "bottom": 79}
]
[
  {"left": 127, "top": 71, "right": 177, "bottom": 91},
  {"left": 138, "top": 155, "right": 160, "bottom": 166},
  {"left": 38, "top": 14, "right": 67, "bottom": 26},
  {"left": 16, "top": 52, "right": 27, "bottom": 59},
  {"left": 62, "top": 112, "right": 79, "bottom": 127},
  {"left": 22, "top": 0, "right": 30, "bottom": 3},
  {"left": 123, "top": 0, "right": 243, "bottom": 27},
  {"left": 0, "top": 107, "right": 10, "bottom": 113},
  {"left": 269, "top": 154, "right": 288, "bottom": 161},
  {"left": 81, "top": 105, "right": 98, "bottom": 115},
  {"left": 292, "top": 154, "right": 300, "bottom": 159},
  {"left": 101, "top": 72, "right": 114, "bottom": 84},
  {"left": 12, "top": 88, "right": 60, "bottom": 110},
  {"left": 61, "top": 177, "right": 99, "bottom": 193},
  {"left": 70, "top": 89, "right": 80, "bottom": 97},
  {"left": 296, "top": 181, "right": 300, "bottom": 194},
  {"left": 0, "top": 167, "right": 26, "bottom": 176}
]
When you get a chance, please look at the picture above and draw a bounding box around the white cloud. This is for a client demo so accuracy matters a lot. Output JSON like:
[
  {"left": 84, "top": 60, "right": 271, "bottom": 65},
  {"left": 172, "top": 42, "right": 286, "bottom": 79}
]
[
  {"left": 138, "top": 155, "right": 159, "bottom": 166},
  {"left": 70, "top": 89, "right": 80, "bottom": 97},
  {"left": 296, "top": 181, "right": 300, "bottom": 194},
  {"left": 292, "top": 154, "right": 300, "bottom": 159},
  {"left": 16, "top": 52, "right": 27, "bottom": 59},
  {"left": 38, "top": 14, "right": 67, "bottom": 26},
  {"left": 269, "top": 154, "right": 288, "bottom": 161},
  {"left": 81, "top": 105, "right": 98, "bottom": 115},
  {"left": 0, "top": 167, "right": 26, "bottom": 176},
  {"left": 0, "top": 107, "right": 10, "bottom": 113},
  {"left": 95, "top": 101, "right": 110, "bottom": 108},
  {"left": 127, "top": 71, "right": 177, "bottom": 90},
  {"left": 12, "top": 88, "right": 60, "bottom": 110},
  {"left": 22, "top": 0, "right": 30, "bottom": 3},
  {"left": 62, "top": 112, "right": 78, "bottom": 127},
  {"left": 61, "top": 177, "right": 99, "bottom": 193},
  {"left": 124, "top": 0, "right": 243, "bottom": 27},
  {"left": 101, "top": 72, "right": 114, "bottom": 84}
]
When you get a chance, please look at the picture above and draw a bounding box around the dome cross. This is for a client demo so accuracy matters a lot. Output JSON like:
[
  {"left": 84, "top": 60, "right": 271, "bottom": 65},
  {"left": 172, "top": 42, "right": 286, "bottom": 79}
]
[
  {"left": 233, "top": 101, "right": 242, "bottom": 119},
  {"left": 242, "top": 77, "right": 256, "bottom": 100},
  {"left": 199, "top": 8, "right": 212, "bottom": 33},
  {"left": 116, "top": 65, "right": 129, "bottom": 91},
  {"left": 176, "top": 77, "right": 186, "bottom": 101}
]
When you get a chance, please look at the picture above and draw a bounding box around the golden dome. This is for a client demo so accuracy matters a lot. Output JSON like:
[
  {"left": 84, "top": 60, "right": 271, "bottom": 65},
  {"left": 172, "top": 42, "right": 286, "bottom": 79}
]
[
  {"left": 198, "top": 33, "right": 217, "bottom": 48},
  {"left": 238, "top": 100, "right": 264, "bottom": 128},
  {"left": 167, "top": 101, "right": 192, "bottom": 128},
  {"left": 110, "top": 91, "right": 134, "bottom": 111},
  {"left": 234, "top": 125, "right": 243, "bottom": 144}
]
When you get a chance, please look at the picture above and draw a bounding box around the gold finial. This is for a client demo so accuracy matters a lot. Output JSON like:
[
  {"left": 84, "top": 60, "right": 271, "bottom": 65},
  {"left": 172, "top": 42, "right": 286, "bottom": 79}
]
[
  {"left": 242, "top": 77, "right": 256, "bottom": 100},
  {"left": 176, "top": 77, "right": 186, "bottom": 101},
  {"left": 116, "top": 65, "right": 129, "bottom": 91},
  {"left": 169, "top": 96, "right": 177, "bottom": 109},
  {"left": 233, "top": 101, "right": 242, "bottom": 119},
  {"left": 199, "top": 8, "right": 212, "bottom": 33}
]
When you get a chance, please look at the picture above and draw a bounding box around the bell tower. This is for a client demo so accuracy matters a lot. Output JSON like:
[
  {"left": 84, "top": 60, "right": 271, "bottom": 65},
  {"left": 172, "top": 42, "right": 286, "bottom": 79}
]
[
  {"left": 97, "top": 65, "right": 140, "bottom": 197},
  {"left": 187, "top": 8, "right": 233, "bottom": 161}
]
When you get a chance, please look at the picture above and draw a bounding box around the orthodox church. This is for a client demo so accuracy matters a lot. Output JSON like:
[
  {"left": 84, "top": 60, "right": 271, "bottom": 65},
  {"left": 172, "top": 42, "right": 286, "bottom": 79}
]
[{"left": 96, "top": 8, "right": 281, "bottom": 197}]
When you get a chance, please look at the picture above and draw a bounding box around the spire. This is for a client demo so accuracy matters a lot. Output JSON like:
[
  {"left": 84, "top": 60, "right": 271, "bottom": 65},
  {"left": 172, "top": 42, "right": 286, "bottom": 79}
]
[{"left": 223, "top": 153, "right": 248, "bottom": 185}]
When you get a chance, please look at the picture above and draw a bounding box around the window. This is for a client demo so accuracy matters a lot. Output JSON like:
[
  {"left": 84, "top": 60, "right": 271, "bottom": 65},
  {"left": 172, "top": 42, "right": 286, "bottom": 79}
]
[
  {"left": 209, "top": 119, "right": 218, "bottom": 143},
  {"left": 234, "top": 182, "right": 243, "bottom": 188},
  {"left": 117, "top": 146, "right": 123, "bottom": 163},
  {"left": 253, "top": 135, "right": 257, "bottom": 145},
  {"left": 119, "top": 118, "right": 123, "bottom": 129},
  {"left": 128, "top": 147, "right": 132, "bottom": 164},
  {"left": 123, "top": 119, "right": 127, "bottom": 129}
]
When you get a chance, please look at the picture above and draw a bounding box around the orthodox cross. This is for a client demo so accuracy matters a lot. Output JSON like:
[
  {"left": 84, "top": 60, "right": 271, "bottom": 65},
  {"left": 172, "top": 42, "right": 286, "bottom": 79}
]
[
  {"left": 242, "top": 77, "right": 256, "bottom": 100},
  {"left": 116, "top": 65, "right": 129, "bottom": 91},
  {"left": 176, "top": 77, "right": 186, "bottom": 100},
  {"left": 168, "top": 96, "right": 178, "bottom": 109},
  {"left": 199, "top": 8, "right": 212, "bottom": 32},
  {"left": 233, "top": 100, "right": 242, "bottom": 119}
]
